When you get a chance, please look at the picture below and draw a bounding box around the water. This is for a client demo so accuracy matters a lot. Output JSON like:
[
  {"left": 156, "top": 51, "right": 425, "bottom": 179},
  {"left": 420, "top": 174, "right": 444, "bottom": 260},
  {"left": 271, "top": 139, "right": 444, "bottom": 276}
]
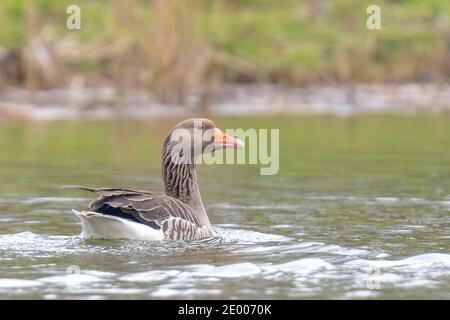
[{"left": 0, "top": 115, "right": 449, "bottom": 299}]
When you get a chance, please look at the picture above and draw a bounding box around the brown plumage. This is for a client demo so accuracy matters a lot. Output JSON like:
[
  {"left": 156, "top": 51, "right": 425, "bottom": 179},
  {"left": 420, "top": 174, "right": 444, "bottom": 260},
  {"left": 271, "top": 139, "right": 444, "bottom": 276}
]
[{"left": 66, "top": 118, "right": 244, "bottom": 241}]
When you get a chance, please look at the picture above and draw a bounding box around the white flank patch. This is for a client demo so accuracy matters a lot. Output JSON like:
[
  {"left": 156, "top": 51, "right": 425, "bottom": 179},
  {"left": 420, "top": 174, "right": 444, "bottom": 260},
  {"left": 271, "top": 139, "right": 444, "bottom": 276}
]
[{"left": 72, "top": 209, "right": 163, "bottom": 241}]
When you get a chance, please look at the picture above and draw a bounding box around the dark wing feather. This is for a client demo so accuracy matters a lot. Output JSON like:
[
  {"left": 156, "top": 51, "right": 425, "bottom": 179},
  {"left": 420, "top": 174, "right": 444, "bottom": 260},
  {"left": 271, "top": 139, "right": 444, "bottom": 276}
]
[{"left": 66, "top": 186, "right": 202, "bottom": 231}]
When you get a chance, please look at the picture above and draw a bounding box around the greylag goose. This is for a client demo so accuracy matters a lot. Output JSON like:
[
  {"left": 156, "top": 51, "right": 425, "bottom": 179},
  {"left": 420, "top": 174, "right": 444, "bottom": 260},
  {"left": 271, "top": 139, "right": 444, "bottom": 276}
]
[{"left": 67, "top": 118, "right": 244, "bottom": 241}]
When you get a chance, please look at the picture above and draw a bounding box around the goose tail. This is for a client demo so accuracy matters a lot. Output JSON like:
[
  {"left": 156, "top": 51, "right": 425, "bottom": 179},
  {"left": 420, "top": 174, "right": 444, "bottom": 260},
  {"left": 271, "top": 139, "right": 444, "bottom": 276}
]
[{"left": 62, "top": 185, "right": 98, "bottom": 192}]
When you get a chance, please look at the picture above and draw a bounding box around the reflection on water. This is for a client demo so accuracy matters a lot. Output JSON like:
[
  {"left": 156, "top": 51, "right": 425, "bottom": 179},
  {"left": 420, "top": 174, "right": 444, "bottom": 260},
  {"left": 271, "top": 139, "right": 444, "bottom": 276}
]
[{"left": 0, "top": 115, "right": 449, "bottom": 299}]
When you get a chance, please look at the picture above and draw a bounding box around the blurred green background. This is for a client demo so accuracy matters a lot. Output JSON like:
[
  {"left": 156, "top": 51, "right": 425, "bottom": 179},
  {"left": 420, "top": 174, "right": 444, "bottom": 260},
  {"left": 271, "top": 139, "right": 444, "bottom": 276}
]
[{"left": 1, "top": 0, "right": 449, "bottom": 103}]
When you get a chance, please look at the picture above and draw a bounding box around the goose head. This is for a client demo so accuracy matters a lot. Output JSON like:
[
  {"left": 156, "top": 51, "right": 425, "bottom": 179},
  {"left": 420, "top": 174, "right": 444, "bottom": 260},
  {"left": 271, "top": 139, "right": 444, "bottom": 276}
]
[{"left": 163, "top": 118, "right": 244, "bottom": 165}]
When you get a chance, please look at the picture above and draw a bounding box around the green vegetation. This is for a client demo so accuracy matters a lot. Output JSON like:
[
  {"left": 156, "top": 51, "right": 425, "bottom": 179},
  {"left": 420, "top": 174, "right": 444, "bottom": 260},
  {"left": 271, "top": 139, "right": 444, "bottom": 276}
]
[{"left": 0, "top": 0, "right": 450, "bottom": 98}]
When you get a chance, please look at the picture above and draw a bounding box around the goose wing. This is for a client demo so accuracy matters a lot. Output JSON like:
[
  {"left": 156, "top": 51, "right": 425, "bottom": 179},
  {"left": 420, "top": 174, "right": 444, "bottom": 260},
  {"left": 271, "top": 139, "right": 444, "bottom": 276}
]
[{"left": 65, "top": 186, "right": 213, "bottom": 240}]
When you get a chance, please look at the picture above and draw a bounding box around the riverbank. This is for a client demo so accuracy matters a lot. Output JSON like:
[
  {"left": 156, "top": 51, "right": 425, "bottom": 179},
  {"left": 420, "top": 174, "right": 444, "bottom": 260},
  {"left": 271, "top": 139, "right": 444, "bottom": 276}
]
[
  {"left": 0, "top": 83, "right": 449, "bottom": 120},
  {"left": 1, "top": 1, "right": 450, "bottom": 96}
]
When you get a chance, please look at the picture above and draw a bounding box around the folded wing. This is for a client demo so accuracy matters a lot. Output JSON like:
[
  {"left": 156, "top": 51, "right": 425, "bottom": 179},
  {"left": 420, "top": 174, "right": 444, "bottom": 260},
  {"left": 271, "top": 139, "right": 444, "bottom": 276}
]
[{"left": 66, "top": 186, "right": 213, "bottom": 240}]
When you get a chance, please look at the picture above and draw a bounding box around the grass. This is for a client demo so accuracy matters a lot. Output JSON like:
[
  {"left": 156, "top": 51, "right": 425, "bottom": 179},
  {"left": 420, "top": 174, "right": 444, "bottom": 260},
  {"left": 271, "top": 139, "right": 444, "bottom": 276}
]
[{"left": 0, "top": 0, "right": 450, "bottom": 102}]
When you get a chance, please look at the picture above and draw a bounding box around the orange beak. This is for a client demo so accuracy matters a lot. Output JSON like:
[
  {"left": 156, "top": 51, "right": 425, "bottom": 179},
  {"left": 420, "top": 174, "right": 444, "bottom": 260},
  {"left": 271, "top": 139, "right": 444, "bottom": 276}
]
[{"left": 214, "top": 128, "right": 245, "bottom": 150}]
